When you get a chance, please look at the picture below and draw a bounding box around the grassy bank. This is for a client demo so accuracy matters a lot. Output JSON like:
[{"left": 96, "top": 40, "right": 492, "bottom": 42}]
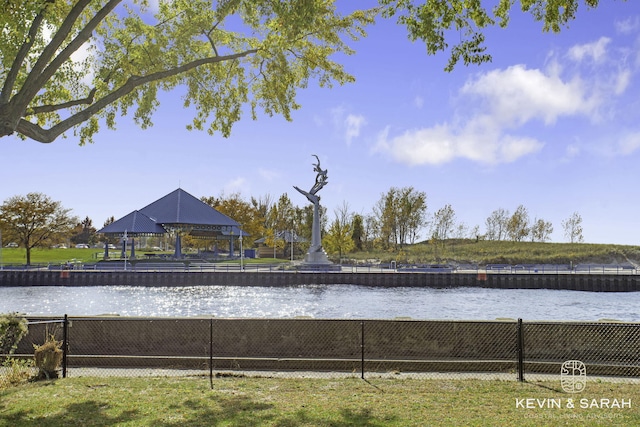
[
  {"left": 1, "top": 376, "right": 638, "bottom": 426},
  {"left": 348, "top": 240, "right": 640, "bottom": 267},
  {"left": 2, "top": 241, "right": 640, "bottom": 267}
]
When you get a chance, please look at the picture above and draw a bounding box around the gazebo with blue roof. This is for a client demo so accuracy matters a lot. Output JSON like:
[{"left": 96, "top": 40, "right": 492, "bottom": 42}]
[
  {"left": 98, "top": 188, "right": 242, "bottom": 259},
  {"left": 99, "top": 210, "right": 166, "bottom": 259}
]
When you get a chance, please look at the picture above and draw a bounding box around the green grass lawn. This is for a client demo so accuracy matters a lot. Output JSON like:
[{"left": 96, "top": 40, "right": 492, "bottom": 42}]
[
  {"left": 0, "top": 248, "right": 103, "bottom": 265},
  {"left": 0, "top": 248, "right": 285, "bottom": 266},
  {"left": 1, "top": 376, "right": 637, "bottom": 426}
]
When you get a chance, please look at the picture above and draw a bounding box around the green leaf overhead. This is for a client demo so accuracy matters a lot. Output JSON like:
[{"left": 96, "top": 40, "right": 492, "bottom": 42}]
[{"left": 0, "top": 0, "right": 374, "bottom": 144}]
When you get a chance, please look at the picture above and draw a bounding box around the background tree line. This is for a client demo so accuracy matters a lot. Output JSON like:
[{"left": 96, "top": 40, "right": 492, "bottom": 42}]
[{"left": 1, "top": 189, "right": 585, "bottom": 264}]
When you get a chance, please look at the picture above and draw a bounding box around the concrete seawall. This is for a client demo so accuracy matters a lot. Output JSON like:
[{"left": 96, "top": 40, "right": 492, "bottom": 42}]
[{"left": 1, "top": 270, "right": 639, "bottom": 291}]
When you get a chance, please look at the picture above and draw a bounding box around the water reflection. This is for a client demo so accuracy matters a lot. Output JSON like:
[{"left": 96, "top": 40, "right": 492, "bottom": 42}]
[{"left": 0, "top": 285, "right": 636, "bottom": 321}]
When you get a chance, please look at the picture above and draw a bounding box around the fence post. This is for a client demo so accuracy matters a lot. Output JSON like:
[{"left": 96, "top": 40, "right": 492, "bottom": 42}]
[
  {"left": 209, "top": 318, "right": 213, "bottom": 389},
  {"left": 360, "top": 321, "right": 365, "bottom": 380},
  {"left": 517, "top": 318, "right": 524, "bottom": 382},
  {"left": 62, "top": 314, "right": 68, "bottom": 378}
]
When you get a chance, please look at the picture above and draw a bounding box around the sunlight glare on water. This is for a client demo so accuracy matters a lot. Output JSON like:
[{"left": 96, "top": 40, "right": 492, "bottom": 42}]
[{"left": 0, "top": 285, "right": 637, "bottom": 321}]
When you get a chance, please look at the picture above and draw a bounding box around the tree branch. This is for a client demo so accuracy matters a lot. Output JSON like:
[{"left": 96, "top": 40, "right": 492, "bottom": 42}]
[
  {"left": 15, "top": 0, "right": 95, "bottom": 108},
  {"left": 0, "top": 2, "right": 51, "bottom": 104},
  {"left": 16, "top": 49, "right": 258, "bottom": 143},
  {"left": 204, "top": 30, "right": 220, "bottom": 56},
  {"left": 15, "top": 0, "right": 123, "bottom": 113},
  {"left": 25, "top": 88, "right": 98, "bottom": 116}
]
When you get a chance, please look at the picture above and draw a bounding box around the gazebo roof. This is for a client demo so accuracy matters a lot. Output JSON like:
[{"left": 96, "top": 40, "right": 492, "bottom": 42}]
[
  {"left": 98, "top": 210, "right": 166, "bottom": 235},
  {"left": 99, "top": 188, "right": 241, "bottom": 239},
  {"left": 139, "top": 188, "right": 238, "bottom": 228}
]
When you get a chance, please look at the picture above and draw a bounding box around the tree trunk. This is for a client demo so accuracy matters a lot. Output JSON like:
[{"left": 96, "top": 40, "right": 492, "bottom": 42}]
[{"left": 0, "top": 105, "right": 21, "bottom": 138}]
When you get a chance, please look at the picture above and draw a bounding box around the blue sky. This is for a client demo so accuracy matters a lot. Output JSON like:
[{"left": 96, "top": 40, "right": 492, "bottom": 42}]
[{"left": 2, "top": 1, "right": 640, "bottom": 245}]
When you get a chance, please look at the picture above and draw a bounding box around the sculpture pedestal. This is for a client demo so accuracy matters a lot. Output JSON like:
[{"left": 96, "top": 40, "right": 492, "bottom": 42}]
[
  {"left": 297, "top": 246, "right": 342, "bottom": 271},
  {"left": 296, "top": 195, "right": 341, "bottom": 271},
  {"left": 297, "top": 263, "right": 342, "bottom": 271}
]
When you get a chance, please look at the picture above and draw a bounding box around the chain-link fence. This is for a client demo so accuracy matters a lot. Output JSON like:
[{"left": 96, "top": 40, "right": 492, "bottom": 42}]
[
  {"left": 4, "top": 317, "right": 639, "bottom": 385},
  {"left": 521, "top": 321, "right": 640, "bottom": 380}
]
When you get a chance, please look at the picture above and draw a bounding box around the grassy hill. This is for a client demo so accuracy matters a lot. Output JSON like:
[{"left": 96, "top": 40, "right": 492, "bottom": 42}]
[{"left": 346, "top": 240, "right": 640, "bottom": 267}]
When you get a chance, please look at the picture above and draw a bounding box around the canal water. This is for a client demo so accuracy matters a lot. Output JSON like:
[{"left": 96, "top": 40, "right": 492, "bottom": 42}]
[{"left": 1, "top": 285, "right": 637, "bottom": 321}]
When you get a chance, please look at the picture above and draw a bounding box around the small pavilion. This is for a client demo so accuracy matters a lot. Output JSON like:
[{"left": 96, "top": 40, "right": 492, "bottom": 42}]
[
  {"left": 99, "top": 210, "right": 166, "bottom": 259},
  {"left": 98, "top": 188, "right": 242, "bottom": 259},
  {"left": 254, "top": 230, "right": 307, "bottom": 258}
]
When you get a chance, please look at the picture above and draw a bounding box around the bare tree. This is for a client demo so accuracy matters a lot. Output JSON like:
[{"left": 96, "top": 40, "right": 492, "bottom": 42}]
[
  {"left": 562, "top": 212, "right": 584, "bottom": 243},
  {"left": 454, "top": 222, "right": 469, "bottom": 239},
  {"left": 470, "top": 224, "right": 481, "bottom": 241},
  {"left": 485, "top": 208, "right": 510, "bottom": 241},
  {"left": 363, "top": 214, "right": 378, "bottom": 251},
  {"left": 431, "top": 204, "right": 456, "bottom": 242}
]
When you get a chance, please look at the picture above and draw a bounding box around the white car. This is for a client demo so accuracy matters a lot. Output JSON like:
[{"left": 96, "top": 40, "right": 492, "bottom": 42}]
[
  {"left": 75, "top": 244, "right": 90, "bottom": 249},
  {"left": 5, "top": 242, "right": 18, "bottom": 248}
]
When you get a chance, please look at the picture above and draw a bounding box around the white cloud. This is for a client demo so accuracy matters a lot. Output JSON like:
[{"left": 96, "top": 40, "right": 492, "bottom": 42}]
[
  {"left": 614, "top": 68, "right": 632, "bottom": 95},
  {"left": 42, "top": 24, "right": 95, "bottom": 87},
  {"left": 375, "top": 31, "right": 640, "bottom": 167},
  {"left": 330, "top": 106, "right": 345, "bottom": 123},
  {"left": 70, "top": 42, "right": 96, "bottom": 86},
  {"left": 147, "top": 0, "right": 161, "bottom": 12},
  {"left": 497, "top": 135, "right": 544, "bottom": 163},
  {"left": 565, "top": 143, "right": 581, "bottom": 159},
  {"left": 312, "top": 114, "right": 325, "bottom": 127},
  {"left": 461, "top": 64, "right": 598, "bottom": 125},
  {"left": 344, "top": 114, "right": 366, "bottom": 146},
  {"left": 224, "top": 177, "right": 247, "bottom": 193},
  {"left": 615, "top": 17, "right": 640, "bottom": 35},
  {"left": 258, "top": 168, "right": 279, "bottom": 181},
  {"left": 375, "top": 121, "right": 543, "bottom": 166},
  {"left": 567, "top": 37, "right": 611, "bottom": 63},
  {"left": 375, "top": 64, "right": 595, "bottom": 166},
  {"left": 330, "top": 106, "right": 366, "bottom": 145},
  {"left": 613, "top": 132, "right": 640, "bottom": 155},
  {"left": 374, "top": 125, "right": 456, "bottom": 165}
]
